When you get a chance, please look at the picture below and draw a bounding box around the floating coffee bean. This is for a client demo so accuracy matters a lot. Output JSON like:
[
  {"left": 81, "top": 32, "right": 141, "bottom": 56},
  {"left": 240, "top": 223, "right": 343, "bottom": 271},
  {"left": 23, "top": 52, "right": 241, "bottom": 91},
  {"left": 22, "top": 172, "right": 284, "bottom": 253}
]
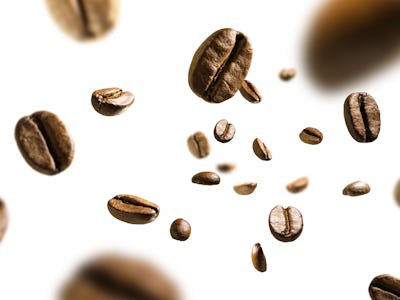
[
  {"left": 286, "top": 176, "right": 309, "bottom": 193},
  {"left": 344, "top": 92, "right": 380, "bottom": 143},
  {"left": 214, "top": 119, "right": 235, "bottom": 143},
  {"left": 107, "top": 194, "right": 160, "bottom": 224},
  {"left": 216, "top": 162, "right": 236, "bottom": 173},
  {"left": 170, "top": 218, "right": 191, "bottom": 241},
  {"left": 15, "top": 111, "right": 74, "bottom": 175},
  {"left": 369, "top": 274, "right": 400, "bottom": 300},
  {"left": 46, "top": 0, "right": 119, "bottom": 40},
  {"left": 234, "top": 182, "right": 257, "bottom": 195},
  {"left": 192, "top": 172, "right": 220, "bottom": 185},
  {"left": 251, "top": 243, "right": 267, "bottom": 272},
  {"left": 252, "top": 138, "right": 272, "bottom": 161},
  {"left": 299, "top": 127, "right": 323, "bottom": 145},
  {"left": 279, "top": 68, "right": 296, "bottom": 81},
  {"left": 342, "top": 181, "right": 370, "bottom": 196},
  {"left": 394, "top": 179, "right": 400, "bottom": 206},
  {"left": 269, "top": 205, "right": 303, "bottom": 242},
  {"left": 188, "top": 28, "right": 253, "bottom": 103},
  {"left": 239, "top": 80, "right": 262, "bottom": 103},
  {"left": 91, "top": 88, "right": 134, "bottom": 116},
  {"left": 0, "top": 199, "right": 7, "bottom": 243},
  {"left": 187, "top": 131, "right": 210, "bottom": 159}
]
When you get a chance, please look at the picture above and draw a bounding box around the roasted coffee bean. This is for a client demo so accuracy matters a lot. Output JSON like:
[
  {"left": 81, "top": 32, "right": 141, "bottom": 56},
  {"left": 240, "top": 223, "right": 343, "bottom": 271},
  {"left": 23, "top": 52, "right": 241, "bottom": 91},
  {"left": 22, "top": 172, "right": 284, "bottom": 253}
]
[
  {"left": 60, "top": 253, "right": 181, "bottom": 300},
  {"left": 252, "top": 138, "right": 272, "bottom": 161},
  {"left": 369, "top": 274, "right": 400, "bottom": 300},
  {"left": 187, "top": 131, "right": 210, "bottom": 159},
  {"left": 251, "top": 243, "right": 267, "bottom": 272},
  {"left": 343, "top": 181, "right": 370, "bottom": 196},
  {"left": 279, "top": 68, "right": 296, "bottom": 81},
  {"left": 188, "top": 28, "right": 253, "bottom": 103},
  {"left": 46, "top": 0, "right": 119, "bottom": 40},
  {"left": 269, "top": 205, "right": 303, "bottom": 242},
  {"left": 91, "top": 88, "right": 134, "bottom": 116},
  {"left": 234, "top": 182, "right": 257, "bottom": 195},
  {"left": 286, "top": 177, "right": 309, "bottom": 193},
  {"left": 344, "top": 92, "right": 380, "bottom": 143},
  {"left": 15, "top": 111, "right": 74, "bottom": 175},
  {"left": 216, "top": 162, "right": 236, "bottom": 173},
  {"left": 192, "top": 171, "right": 220, "bottom": 185},
  {"left": 239, "top": 80, "right": 262, "bottom": 103},
  {"left": 0, "top": 199, "right": 7, "bottom": 243},
  {"left": 394, "top": 179, "right": 400, "bottom": 206},
  {"left": 299, "top": 127, "right": 323, "bottom": 145},
  {"left": 170, "top": 218, "right": 191, "bottom": 241},
  {"left": 214, "top": 119, "right": 235, "bottom": 143},
  {"left": 107, "top": 194, "right": 160, "bottom": 224}
]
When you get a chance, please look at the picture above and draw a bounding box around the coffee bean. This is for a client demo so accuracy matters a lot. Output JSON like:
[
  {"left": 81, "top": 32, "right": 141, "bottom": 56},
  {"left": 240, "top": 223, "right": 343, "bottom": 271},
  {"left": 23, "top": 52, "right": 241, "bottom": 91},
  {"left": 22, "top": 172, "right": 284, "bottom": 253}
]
[
  {"left": 214, "top": 119, "right": 235, "bottom": 143},
  {"left": 192, "top": 172, "right": 220, "bottom": 185},
  {"left": 239, "top": 80, "right": 262, "bottom": 103},
  {"left": 216, "top": 162, "right": 236, "bottom": 173},
  {"left": 107, "top": 194, "right": 160, "bottom": 224},
  {"left": 369, "top": 274, "right": 400, "bottom": 300},
  {"left": 251, "top": 243, "right": 267, "bottom": 272},
  {"left": 46, "top": 0, "right": 119, "bottom": 40},
  {"left": 394, "top": 179, "right": 400, "bottom": 206},
  {"left": 252, "top": 138, "right": 272, "bottom": 161},
  {"left": 187, "top": 131, "right": 210, "bottom": 159},
  {"left": 269, "top": 205, "right": 303, "bottom": 242},
  {"left": 60, "top": 253, "right": 181, "bottom": 300},
  {"left": 188, "top": 28, "right": 253, "bottom": 103},
  {"left": 0, "top": 199, "right": 8, "bottom": 243},
  {"left": 299, "top": 127, "right": 323, "bottom": 145},
  {"left": 286, "top": 176, "right": 309, "bottom": 193},
  {"left": 233, "top": 182, "right": 257, "bottom": 195},
  {"left": 91, "top": 88, "right": 134, "bottom": 116},
  {"left": 279, "top": 68, "right": 296, "bottom": 81},
  {"left": 170, "top": 218, "right": 191, "bottom": 241},
  {"left": 343, "top": 181, "right": 370, "bottom": 196},
  {"left": 15, "top": 111, "right": 74, "bottom": 175},
  {"left": 344, "top": 92, "right": 380, "bottom": 143}
]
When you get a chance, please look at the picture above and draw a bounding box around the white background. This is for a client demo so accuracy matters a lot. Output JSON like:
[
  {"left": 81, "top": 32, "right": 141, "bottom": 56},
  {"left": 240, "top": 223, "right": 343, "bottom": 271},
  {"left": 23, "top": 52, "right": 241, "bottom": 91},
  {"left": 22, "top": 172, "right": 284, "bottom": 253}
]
[{"left": 0, "top": 0, "right": 399, "bottom": 299}]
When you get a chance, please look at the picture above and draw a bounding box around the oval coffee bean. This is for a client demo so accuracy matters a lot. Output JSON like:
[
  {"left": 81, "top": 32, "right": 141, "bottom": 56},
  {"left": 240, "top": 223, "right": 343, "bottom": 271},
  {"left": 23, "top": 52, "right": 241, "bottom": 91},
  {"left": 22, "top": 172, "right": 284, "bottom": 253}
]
[
  {"left": 252, "top": 138, "right": 272, "bottom": 161},
  {"left": 192, "top": 171, "right": 220, "bottom": 185},
  {"left": 342, "top": 181, "right": 370, "bottom": 196},
  {"left": 251, "top": 243, "right": 267, "bottom": 272},
  {"left": 369, "top": 274, "right": 400, "bottom": 300},
  {"left": 299, "top": 127, "right": 323, "bottom": 145},
  {"left": 187, "top": 131, "right": 210, "bottom": 159},
  {"left": 170, "top": 218, "right": 191, "bottom": 241},
  {"left": 239, "top": 80, "right": 262, "bottom": 103},
  {"left": 46, "top": 0, "right": 119, "bottom": 40},
  {"left": 344, "top": 92, "right": 380, "bottom": 143},
  {"left": 269, "top": 205, "right": 303, "bottom": 242},
  {"left": 214, "top": 119, "right": 235, "bottom": 143},
  {"left": 188, "top": 28, "right": 253, "bottom": 103},
  {"left": 394, "top": 179, "right": 400, "bottom": 206},
  {"left": 234, "top": 182, "right": 257, "bottom": 195},
  {"left": 91, "top": 88, "right": 134, "bottom": 116},
  {"left": 216, "top": 162, "right": 236, "bottom": 173},
  {"left": 279, "top": 68, "right": 296, "bottom": 81},
  {"left": 107, "top": 194, "right": 160, "bottom": 224},
  {"left": 0, "top": 199, "right": 7, "bottom": 243},
  {"left": 286, "top": 176, "right": 309, "bottom": 193},
  {"left": 15, "top": 111, "right": 74, "bottom": 175}
]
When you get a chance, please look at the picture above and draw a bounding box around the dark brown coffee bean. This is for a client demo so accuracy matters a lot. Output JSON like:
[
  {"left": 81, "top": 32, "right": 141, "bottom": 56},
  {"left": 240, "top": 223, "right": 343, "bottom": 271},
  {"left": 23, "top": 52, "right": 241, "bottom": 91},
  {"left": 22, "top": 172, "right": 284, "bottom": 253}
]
[
  {"left": 234, "top": 182, "right": 257, "bottom": 195},
  {"left": 269, "top": 205, "right": 303, "bottom": 242},
  {"left": 192, "top": 171, "right": 220, "bottom": 185},
  {"left": 251, "top": 243, "right": 267, "bottom": 272},
  {"left": 46, "top": 0, "right": 119, "bottom": 40},
  {"left": 344, "top": 92, "right": 380, "bottom": 143},
  {"left": 342, "top": 181, "right": 370, "bottom": 196},
  {"left": 15, "top": 111, "right": 74, "bottom": 175},
  {"left": 286, "top": 177, "right": 309, "bottom": 193},
  {"left": 279, "top": 68, "right": 296, "bottom": 81},
  {"left": 60, "top": 253, "right": 181, "bottom": 300},
  {"left": 299, "top": 127, "right": 323, "bottom": 145},
  {"left": 369, "top": 274, "right": 400, "bottom": 300},
  {"left": 214, "top": 119, "right": 235, "bottom": 143},
  {"left": 188, "top": 28, "right": 253, "bottom": 103},
  {"left": 252, "top": 138, "right": 272, "bottom": 161},
  {"left": 187, "top": 131, "right": 210, "bottom": 159},
  {"left": 91, "top": 88, "right": 134, "bottom": 116},
  {"left": 216, "top": 162, "right": 236, "bottom": 173},
  {"left": 239, "top": 80, "right": 262, "bottom": 103},
  {"left": 170, "top": 218, "right": 191, "bottom": 241},
  {"left": 0, "top": 199, "right": 8, "bottom": 243},
  {"left": 107, "top": 194, "right": 160, "bottom": 224}
]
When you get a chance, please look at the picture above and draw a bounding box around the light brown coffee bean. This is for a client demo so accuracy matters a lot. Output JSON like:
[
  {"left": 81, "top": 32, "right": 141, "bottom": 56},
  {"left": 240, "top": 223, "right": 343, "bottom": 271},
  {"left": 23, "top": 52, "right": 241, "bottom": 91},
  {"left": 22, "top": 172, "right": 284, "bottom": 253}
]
[
  {"left": 252, "top": 138, "right": 272, "bottom": 161},
  {"left": 286, "top": 177, "right": 309, "bottom": 193},
  {"left": 394, "top": 179, "right": 400, "bottom": 206},
  {"left": 299, "top": 127, "right": 323, "bottom": 145},
  {"left": 91, "top": 88, "right": 134, "bottom": 116},
  {"left": 369, "top": 274, "right": 400, "bottom": 300},
  {"left": 15, "top": 111, "right": 74, "bottom": 175},
  {"left": 233, "top": 182, "right": 257, "bottom": 195},
  {"left": 170, "top": 218, "right": 191, "bottom": 241},
  {"left": 107, "top": 194, "right": 160, "bottom": 224},
  {"left": 343, "top": 181, "right": 370, "bottom": 196},
  {"left": 192, "top": 172, "right": 220, "bottom": 185},
  {"left": 216, "top": 162, "right": 236, "bottom": 173},
  {"left": 239, "top": 80, "right": 262, "bottom": 103},
  {"left": 214, "top": 119, "right": 235, "bottom": 143},
  {"left": 187, "top": 131, "right": 210, "bottom": 159},
  {"left": 251, "top": 243, "right": 267, "bottom": 272},
  {"left": 0, "top": 199, "right": 8, "bottom": 243},
  {"left": 269, "top": 205, "right": 303, "bottom": 242},
  {"left": 279, "top": 68, "right": 296, "bottom": 81}
]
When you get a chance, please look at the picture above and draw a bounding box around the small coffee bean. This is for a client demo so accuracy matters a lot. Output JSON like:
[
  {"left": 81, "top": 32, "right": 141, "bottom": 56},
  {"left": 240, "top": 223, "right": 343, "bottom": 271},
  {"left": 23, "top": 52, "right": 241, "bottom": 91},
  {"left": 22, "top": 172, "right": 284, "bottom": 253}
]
[
  {"left": 299, "top": 127, "right": 323, "bottom": 145},
  {"left": 15, "top": 111, "right": 74, "bottom": 175},
  {"left": 187, "top": 131, "right": 210, "bottom": 159},
  {"left": 343, "top": 181, "right": 370, "bottom": 196},
  {"left": 239, "top": 80, "right": 262, "bottom": 103},
  {"left": 369, "top": 274, "right": 400, "bottom": 300},
  {"left": 216, "top": 162, "right": 236, "bottom": 173},
  {"left": 107, "top": 194, "right": 160, "bottom": 224},
  {"left": 0, "top": 199, "right": 8, "bottom": 243},
  {"left": 192, "top": 172, "right": 220, "bottom": 185},
  {"left": 269, "top": 205, "right": 303, "bottom": 242},
  {"left": 279, "top": 68, "right": 296, "bottom": 81},
  {"left": 251, "top": 243, "right": 267, "bottom": 272},
  {"left": 170, "top": 218, "right": 191, "bottom": 241},
  {"left": 233, "top": 182, "right": 257, "bottom": 195},
  {"left": 286, "top": 177, "right": 309, "bottom": 193},
  {"left": 394, "top": 179, "right": 400, "bottom": 206},
  {"left": 188, "top": 28, "right": 253, "bottom": 103},
  {"left": 252, "top": 138, "right": 272, "bottom": 161},
  {"left": 214, "top": 119, "right": 235, "bottom": 143},
  {"left": 91, "top": 88, "right": 134, "bottom": 116},
  {"left": 344, "top": 92, "right": 380, "bottom": 143}
]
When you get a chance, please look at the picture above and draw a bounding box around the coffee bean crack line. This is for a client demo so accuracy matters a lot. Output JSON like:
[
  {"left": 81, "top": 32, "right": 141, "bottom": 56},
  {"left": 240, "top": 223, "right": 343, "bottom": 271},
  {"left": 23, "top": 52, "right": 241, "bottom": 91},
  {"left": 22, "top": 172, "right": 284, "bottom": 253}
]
[
  {"left": 76, "top": 0, "right": 95, "bottom": 38},
  {"left": 303, "top": 128, "right": 320, "bottom": 139},
  {"left": 193, "top": 135, "right": 205, "bottom": 157},
  {"left": 115, "top": 196, "right": 157, "bottom": 213},
  {"left": 282, "top": 208, "right": 291, "bottom": 236},
  {"left": 358, "top": 94, "right": 374, "bottom": 142},
  {"left": 372, "top": 280, "right": 400, "bottom": 297}
]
